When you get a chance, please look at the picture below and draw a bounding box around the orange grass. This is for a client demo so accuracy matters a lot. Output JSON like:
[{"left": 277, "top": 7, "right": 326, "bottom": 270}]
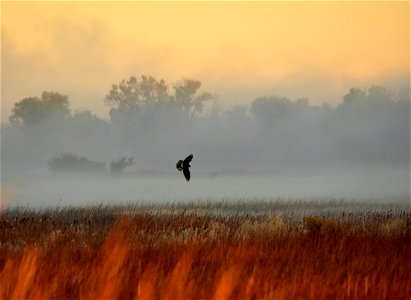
[{"left": 1, "top": 208, "right": 410, "bottom": 299}]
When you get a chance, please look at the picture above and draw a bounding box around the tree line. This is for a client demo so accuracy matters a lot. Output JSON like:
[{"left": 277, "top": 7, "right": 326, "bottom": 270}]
[
  {"left": 9, "top": 75, "right": 214, "bottom": 127},
  {"left": 2, "top": 74, "right": 410, "bottom": 173}
]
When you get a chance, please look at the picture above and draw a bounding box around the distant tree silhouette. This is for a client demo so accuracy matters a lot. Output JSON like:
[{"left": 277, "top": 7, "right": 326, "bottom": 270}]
[
  {"left": 173, "top": 79, "right": 214, "bottom": 118},
  {"left": 342, "top": 86, "right": 397, "bottom": 108},
  {"left": 48, "top": 153, "right": 106, "bottom": 173},
  {"left": 342, "top": 88, "right": 366, "bottom": 104},
  {"left": 9, "top": 91, "right": 70, "bottom": 126},
  {"left": 368, "top": 86, "right": 394, "bottom": 104},
  {"left": 250, "top": 96, "right": 309, "bottom": 121},
  {"left": 105, "top": 75, "right": 213, "bottom": 123},
  {"left": 3, "top": 83, "right": 408, "bottom": 173},
  {"left": 105, "top": 76, "right": 167, "bottom": 109},
  {"left": 69, "top": 110, "right": 109, "bottom": 133}
]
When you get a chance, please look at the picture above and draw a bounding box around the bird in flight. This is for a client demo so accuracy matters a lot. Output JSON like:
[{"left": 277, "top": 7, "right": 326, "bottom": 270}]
[{"left": 176, "top": 154, "right": 193, "bottom": 181}]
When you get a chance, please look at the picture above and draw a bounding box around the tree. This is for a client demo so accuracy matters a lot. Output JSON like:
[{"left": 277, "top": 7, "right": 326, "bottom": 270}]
[
  {"left": 105, "top": 75, "right": 214, "bottom": 123},
  {"left": 139, "top": 75, "right": 169, "bottom": 106},
  {"left": 9, "top": 91, "right": 70, "bottom": 126},
  {"left": 340, "top": 86, "right": 397, "bottom": 115},
  {"left": 342, "top": 88, "right": 366, "bottom": 104},
  {"left": 367, "top": 85, "right": 393, "bottom": 104},
  {"left": 172, "top": 79, "right": 214, "bottom": 118},
  {"left": 105, "top": 75, "right": 169, "bottom": 123},
  {"left": 251, "top": 96, "right": 303, "bottom": 120},
  {"left": 9, "top": 97, "right": 44, "bottom": 126}
]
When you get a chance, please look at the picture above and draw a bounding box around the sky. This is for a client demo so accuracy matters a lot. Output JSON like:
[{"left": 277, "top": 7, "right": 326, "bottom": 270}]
[{"left": 1, "top": 1, "right": 410, "bottom": 121}]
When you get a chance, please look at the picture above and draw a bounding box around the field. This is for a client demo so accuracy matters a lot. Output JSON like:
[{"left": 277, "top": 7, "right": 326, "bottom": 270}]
[{"left": 1, "top": 199, "right": 410, "bottom": 299}]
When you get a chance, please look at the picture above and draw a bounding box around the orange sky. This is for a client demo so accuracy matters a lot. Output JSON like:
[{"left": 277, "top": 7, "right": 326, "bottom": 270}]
[{"left": 1, "top": 1, "right": 410, "bottom": 120}]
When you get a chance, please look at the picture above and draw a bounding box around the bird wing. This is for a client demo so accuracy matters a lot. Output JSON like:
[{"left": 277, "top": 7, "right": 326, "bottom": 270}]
[
  {"left": 184, "top": 154, "right": 193, "bottom": 164},
  {"left": 183, "top": 166, "right": 191, "bottom": 181}
]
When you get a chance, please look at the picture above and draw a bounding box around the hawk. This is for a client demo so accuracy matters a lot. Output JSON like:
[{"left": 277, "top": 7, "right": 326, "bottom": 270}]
[{"left": 176, "top": 154, "right": 193, "bottom": 181}]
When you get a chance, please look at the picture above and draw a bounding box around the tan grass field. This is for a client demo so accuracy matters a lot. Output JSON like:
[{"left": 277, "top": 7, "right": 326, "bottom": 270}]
[{"left": 1, "top": 201, "right": 410, "bottom": 299}]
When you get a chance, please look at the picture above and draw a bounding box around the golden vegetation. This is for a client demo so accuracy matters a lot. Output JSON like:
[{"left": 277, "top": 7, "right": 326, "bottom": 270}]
[{"left": 0, "top": 204, "right": 410, "bottom": 299}]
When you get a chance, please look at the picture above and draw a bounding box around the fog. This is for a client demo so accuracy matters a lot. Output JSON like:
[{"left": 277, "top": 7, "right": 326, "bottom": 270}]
[{"left": 1, "top": 79, "right": 410, "bottom": 208}]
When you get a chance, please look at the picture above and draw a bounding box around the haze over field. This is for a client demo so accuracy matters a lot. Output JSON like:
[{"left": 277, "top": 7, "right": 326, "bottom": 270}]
[
  {"left": 1, "top": 1, "right": 410, "bottom": 207},
  {"left": 2, "top": 1, "right": 409, "bottom": 119}
]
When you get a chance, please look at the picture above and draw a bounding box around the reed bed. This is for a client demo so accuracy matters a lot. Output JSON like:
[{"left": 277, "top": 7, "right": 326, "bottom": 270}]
[{"left": 1, "top": 200, "right": 410, "bottom": 299}]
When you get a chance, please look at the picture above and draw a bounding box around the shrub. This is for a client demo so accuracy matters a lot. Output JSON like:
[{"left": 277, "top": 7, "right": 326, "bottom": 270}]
[{"left": 48, "top": 153, "right": 106, "bottom": 173}]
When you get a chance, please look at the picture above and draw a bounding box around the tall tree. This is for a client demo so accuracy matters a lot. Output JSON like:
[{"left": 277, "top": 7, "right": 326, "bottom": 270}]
[
  {"left": 105, "top": 75, "right": 214, "bottom": 123},
  {"left": 173, "top": 79, "right": 214, "bottom": 118},
  {"left": 9, "top": 91, "right": 70, "bottom": 126}
]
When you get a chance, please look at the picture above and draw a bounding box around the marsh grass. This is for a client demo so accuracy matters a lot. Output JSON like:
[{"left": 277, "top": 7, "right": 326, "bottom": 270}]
[{"left": 0, "top": 199, "right": 410, "bottom": 299}]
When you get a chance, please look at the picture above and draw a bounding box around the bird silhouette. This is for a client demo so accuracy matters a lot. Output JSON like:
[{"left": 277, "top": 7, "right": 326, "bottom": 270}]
[{"left": 176, "top": 154, "right": 193, "bottom": 181}]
